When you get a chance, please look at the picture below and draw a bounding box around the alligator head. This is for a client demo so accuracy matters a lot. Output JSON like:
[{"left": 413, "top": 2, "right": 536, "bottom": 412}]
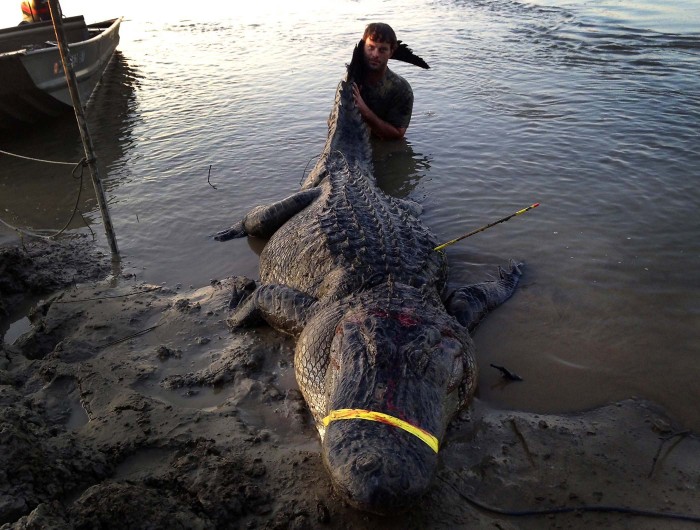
[{"left": 298, "top": 285, "right": 476, "bottom": 514}]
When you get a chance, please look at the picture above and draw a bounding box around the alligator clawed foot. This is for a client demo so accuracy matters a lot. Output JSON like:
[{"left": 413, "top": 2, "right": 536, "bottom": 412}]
[
  {"left": 212, "top": 220, "right": 247, "bottom": 241},
  {"left": 499, "top": 260, "right": 524, "bottom": 279},
  {"left": 227, "top": 276, "right": 257, "bottom": 309}
]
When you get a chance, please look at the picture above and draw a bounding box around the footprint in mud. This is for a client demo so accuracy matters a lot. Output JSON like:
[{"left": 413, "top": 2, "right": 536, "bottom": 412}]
[{"left": 33, "top": 375, "right": 90, "bottom": 431}]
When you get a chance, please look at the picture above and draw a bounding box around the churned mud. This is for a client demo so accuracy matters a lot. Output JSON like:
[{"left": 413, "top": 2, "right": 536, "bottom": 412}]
[{"left": 1, "top": 239, "right": 699, "bottom": 529}]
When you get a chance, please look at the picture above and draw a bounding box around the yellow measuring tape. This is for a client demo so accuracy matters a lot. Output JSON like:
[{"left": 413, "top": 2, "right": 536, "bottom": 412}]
[{"left": 322, "top": 408, "right": 439, "bottom": 453}]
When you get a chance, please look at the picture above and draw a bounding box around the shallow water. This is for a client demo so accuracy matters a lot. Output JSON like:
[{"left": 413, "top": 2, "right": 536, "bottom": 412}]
[{"left": 1, "top": 0, "right": 699, "bottom": 430}]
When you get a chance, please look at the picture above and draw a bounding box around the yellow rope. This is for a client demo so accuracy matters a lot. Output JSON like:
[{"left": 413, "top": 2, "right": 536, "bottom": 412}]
[{"left": 323, "top": 408, "right": 439, "bottom": 453}]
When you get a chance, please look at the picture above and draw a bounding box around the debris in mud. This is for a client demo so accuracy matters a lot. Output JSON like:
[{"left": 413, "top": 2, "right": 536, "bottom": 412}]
[
  {"left": 155, "top": 345, "right": 180, "bottom": 360},
  {"left": 173, "top": 298, "right": 201, "bottom": 313}
]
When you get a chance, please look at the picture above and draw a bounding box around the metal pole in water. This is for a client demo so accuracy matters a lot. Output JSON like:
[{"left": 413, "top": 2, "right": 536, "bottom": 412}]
[{"left": 47, "top": 0, "right": 119, "bottom": 257}]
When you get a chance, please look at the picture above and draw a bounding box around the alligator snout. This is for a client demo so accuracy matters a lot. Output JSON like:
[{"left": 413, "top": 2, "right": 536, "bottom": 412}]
[{"left": 322, "top": 417, "right": 438, "bottom": 514}]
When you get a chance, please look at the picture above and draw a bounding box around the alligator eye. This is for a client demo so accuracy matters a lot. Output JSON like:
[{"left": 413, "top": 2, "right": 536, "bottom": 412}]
[
  {"left": 400, "top": 326, "right": 440, "bottom": 374},
  {"left": 404, "top": 341, "right": 431, "bottom": 374},
  {"left": 447, "top": 352, "right": 464, "bottom": 393},
  {"left": 373, "top": 381, "right": 387, "bottom": 401},
  {"left": 411, "top": 349, "right": 430, "bottom": 373},
  {"left": 443, "top": 338, "right": 466, "bottom": 392}
]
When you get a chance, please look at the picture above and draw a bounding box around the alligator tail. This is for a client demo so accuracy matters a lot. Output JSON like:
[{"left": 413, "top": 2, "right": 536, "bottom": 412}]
[
  {"left": 346, "top": 40, "right": 366, "bottom": 83},
  {"left": 346, "top": 39, "right": 430, "bottom": 84},
  {"left": 392, "top": 41, "right": 430, "bottom": 69}
]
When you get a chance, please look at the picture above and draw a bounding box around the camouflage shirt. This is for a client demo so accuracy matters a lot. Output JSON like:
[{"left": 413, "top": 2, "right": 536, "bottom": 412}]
[{"left": 360, "top": 68, "right": 414, "bottom": 130}]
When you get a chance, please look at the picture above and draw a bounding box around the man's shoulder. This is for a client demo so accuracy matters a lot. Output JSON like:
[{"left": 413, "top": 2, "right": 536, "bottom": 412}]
[{"left": 385, "top": 68, "right": 413, "bottom": 94}]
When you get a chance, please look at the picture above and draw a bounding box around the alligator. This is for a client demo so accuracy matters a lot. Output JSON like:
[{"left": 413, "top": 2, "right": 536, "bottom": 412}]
[{"left": 214, "top": 41, "right": 523, "bottom": 514}]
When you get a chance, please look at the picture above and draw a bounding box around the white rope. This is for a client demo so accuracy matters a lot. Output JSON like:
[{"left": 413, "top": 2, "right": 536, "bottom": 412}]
[
  {"left": 0, "top": 216, "right": 59, "bottom": 239},
  {"left": 0, "top": 157, "right": 90, "bottom": 240},
  {"left": 0, "top": 148, "right": 78, "bottom": 166}
]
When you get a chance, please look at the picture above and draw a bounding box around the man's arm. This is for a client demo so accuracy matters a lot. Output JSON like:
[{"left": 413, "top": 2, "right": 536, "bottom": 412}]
[{"left": 352, "top": 83, "right": 407, "bottom": 140}]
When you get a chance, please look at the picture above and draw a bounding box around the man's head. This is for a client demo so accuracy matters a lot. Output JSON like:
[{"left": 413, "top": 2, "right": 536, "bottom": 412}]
[
  {"left": 361, "top": 23, "right": 398, "bottom": 74},
  {"left": 362, "top": 23, "right": 398, "bottom": 50}
]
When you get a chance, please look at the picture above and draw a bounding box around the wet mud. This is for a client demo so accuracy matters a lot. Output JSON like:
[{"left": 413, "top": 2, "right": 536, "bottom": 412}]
[{"left": 1, "top": 240, "right": 699, "bottom": 529}]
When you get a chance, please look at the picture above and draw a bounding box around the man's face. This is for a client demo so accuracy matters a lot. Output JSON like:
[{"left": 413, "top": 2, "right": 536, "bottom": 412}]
[{"left": 363, "top": 36, "right": 393, "bottom": 72}]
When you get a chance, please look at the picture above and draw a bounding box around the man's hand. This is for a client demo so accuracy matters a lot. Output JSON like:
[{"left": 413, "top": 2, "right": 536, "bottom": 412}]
[
  {"left": 351, "top": 82, "right": 406, "bottom": 140},
  {"left": 352, "top": 82, "right": 370, "bottom": 117}
]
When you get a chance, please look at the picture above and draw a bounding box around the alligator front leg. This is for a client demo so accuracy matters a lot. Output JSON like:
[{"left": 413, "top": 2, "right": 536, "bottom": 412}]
[
  {"left": 229, "top": 284, "right": 319, "bottom": 337},
  {"left": 214, "top": 187, "right": 322, "bottom": 241},
  {"left": 445, "top": 260, "right": 523, "bottom": 331}
]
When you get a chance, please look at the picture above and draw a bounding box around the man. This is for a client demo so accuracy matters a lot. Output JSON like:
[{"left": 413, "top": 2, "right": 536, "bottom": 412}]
[
  {"left": 21, "top": 0, "right": 51, "bottom": 24},
  {"left": 352, "top": 23, "right": 414, "bottom": 141}
]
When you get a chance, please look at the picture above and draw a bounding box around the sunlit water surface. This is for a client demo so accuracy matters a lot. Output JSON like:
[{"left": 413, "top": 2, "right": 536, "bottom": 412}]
[{"left": 1, "top": 0, "right": 699, "bottom": 429}]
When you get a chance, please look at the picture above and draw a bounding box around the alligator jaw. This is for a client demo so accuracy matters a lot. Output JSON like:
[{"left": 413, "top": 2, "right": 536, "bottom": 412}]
[{"left": 322, "top": 418, "right": 438, "bottom": 514}]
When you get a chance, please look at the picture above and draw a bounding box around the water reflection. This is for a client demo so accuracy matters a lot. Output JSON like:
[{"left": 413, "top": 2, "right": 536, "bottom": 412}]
[
  {"left": 86, "top": 51, "right": 142, "bottom": 174},
  {"left": 0, "top": 51, "right": 139, "bottom": 243},
  {"left": 372, "top": 137, "right": 431, "bottom": 198},
  {"left": 247, "top": 236, "right": 267, "bottom": 259}
]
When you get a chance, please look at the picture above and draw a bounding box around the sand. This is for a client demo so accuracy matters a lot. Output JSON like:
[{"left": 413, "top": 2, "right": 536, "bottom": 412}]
[{"left": 1, "top": 238, "right": 699, "bottom": 529}]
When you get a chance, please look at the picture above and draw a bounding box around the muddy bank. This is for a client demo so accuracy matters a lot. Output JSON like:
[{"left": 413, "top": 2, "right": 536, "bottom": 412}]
[
  {"left": 0, "top": 238, "right": 110, "bottom": 320},
  {"left": 1, "top": 240, "right": 699, "bottom": 529}
]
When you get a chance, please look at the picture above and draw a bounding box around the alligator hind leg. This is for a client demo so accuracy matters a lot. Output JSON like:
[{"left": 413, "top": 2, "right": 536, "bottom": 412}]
[
  {"left": 214, "top": 187, "right": 322, "bottom": 241},
  {"left": 445, "top": 261, "right": 523, "bottom": 331},
  {"left": 229, "top": 284, "right": 319, "bottom": 336}
]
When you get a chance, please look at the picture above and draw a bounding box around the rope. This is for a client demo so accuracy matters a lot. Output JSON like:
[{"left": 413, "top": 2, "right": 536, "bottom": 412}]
[
  {"left": 100, "top": 321, "right": 164, "bottom": 348},
  {"left": 0, "top": 158, "right": 89, "bottom": 240},
  {"left": 300, "top": 152, "right": 323, "bottom": 186},
  {"left": 300, "top": 149, "right": 353, "bottom": 186},
  {"left": 437, "top": 471, "right": 700, "bottom": 523},
  {"left": 50, "top": 158, "right": 88, "bottom": 238},
  {"left": 54, "top": 286, "right": 163, "bottom": 303},
  {"left": 0, "top": 148, "right": 79, "bottom": 166}
]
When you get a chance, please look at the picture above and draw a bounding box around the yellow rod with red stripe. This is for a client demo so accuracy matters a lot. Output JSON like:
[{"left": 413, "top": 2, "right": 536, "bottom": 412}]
[{"left": 434, "top": 203, "right": 540, "bottom": 252}]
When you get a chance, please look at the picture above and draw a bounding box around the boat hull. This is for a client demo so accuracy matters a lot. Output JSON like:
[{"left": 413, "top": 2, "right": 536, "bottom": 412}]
[{"left": 0, "top": 17, "right": 122, "bottom": 129}]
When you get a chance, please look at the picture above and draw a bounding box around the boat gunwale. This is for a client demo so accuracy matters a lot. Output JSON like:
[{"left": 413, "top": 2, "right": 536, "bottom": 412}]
[{"left": 0, "top": 17, "right": 121, "bottom": 59}]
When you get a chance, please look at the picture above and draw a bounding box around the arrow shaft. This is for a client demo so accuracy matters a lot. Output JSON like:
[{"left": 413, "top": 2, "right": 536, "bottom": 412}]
[{"left": 434, "top": 203, "right": 539, "bottom": 252}]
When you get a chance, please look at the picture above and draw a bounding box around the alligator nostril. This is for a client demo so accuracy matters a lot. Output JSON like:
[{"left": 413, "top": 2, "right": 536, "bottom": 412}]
[{"left": 354, "top": 453, "right": 382, "bottom": 474}]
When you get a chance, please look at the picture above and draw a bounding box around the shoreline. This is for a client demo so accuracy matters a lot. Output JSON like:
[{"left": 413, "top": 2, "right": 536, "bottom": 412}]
[{"left": 1, "top": 239, "right": 699, "bottom": 529}]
